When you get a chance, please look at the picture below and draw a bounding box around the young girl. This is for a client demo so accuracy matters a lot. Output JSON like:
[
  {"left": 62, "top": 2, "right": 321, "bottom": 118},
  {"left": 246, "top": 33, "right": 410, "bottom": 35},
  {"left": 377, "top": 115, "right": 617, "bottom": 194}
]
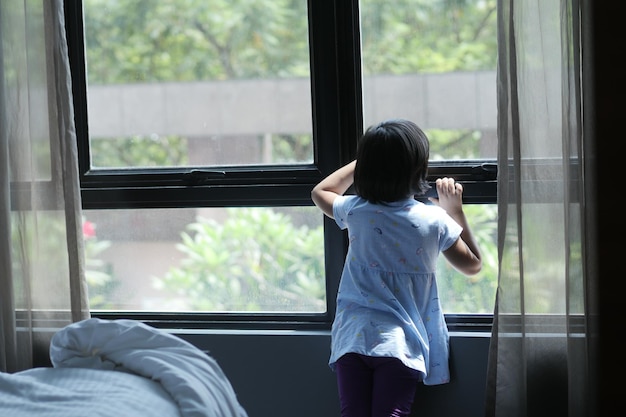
[{"left": 311, "top": 119, "right": 482, "bottom": 417}]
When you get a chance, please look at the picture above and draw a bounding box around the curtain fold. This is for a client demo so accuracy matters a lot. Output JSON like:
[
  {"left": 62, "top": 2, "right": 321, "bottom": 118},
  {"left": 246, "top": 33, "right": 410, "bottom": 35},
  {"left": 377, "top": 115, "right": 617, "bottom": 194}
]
[
  {"left": 0, "top": 0, "right": 89, "bottom": 373},
  {"left": 486, "top": 0, "right": 596, "bottom": 416}
]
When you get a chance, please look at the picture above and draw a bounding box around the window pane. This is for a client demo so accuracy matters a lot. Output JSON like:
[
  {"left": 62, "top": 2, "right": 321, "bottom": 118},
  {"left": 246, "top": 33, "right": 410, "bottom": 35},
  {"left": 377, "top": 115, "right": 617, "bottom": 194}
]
[
  {"left": 360, "top": 0, "right": 498, "bottom": 159},
  {"left": 84, "top": 207, "right": 325, "bottom": 312},
  {"left": 360, "top": 0, "right": 498, "bottom": 313},
  {"left": 82, "top": 0, "right": 313, "bottom": 169},
  {"left": 436, "top": 204, "right": 497, "bottom": 314}
]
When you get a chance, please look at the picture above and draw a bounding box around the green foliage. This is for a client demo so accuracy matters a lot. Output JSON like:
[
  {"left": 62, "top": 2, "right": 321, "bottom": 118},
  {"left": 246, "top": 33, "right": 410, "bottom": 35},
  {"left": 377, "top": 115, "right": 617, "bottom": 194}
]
[
  {"left": 82, "top": 219, "right": 119, "bottom": 309},
  {"left": 154, "top": 208, "right": 325, "bottom": 311},
  {"left": 90, "top": 135, "right": 188, "bottom": 168},
  {"left": 154, "top": 205, "right": 498, "bottom": 313},
  {"left": 9, "top": 214, "right": 117, "bottom": 310},
  {"left": 436, "top": 204, "right": 498, "bottom": 313},
  {"left": 271, "top": 133, "right": 314, "bottom": 164},
  {"left": 360, "top": 0, "right": 497, "bottom": 74},
  {"left": 83, "top": 0, "right": 309, "bottom": 84},
  {"left": 83, "top": 0, "right": 496, "bottom": 84},
  {"left": 427, "top": 129, "right": 482, "bottom": 160}
]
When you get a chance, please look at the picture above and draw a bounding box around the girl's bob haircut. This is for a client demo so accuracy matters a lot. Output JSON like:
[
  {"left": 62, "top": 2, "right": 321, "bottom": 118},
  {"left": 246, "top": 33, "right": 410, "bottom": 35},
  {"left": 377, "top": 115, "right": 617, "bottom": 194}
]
[{"left": 354, "top": 119, "right": 430, "bottom": 203}]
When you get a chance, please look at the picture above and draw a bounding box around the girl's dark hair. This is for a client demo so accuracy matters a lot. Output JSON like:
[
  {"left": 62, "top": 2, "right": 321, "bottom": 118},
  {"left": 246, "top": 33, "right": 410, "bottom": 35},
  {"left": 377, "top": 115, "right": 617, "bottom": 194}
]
[{"left": 354, "top": 119, "right": 430, "bottom": 203}]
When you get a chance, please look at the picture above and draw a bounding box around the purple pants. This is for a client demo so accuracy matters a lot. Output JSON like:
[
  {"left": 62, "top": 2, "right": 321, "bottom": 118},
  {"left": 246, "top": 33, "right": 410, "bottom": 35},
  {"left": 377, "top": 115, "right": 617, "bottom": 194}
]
[{"left": 335, "top": 353, "right": 421, "bottom": 417}]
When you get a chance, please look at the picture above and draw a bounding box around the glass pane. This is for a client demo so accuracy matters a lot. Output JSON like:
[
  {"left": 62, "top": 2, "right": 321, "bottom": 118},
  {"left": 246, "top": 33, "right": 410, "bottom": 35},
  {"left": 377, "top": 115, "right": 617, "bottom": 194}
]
[
  {"left": 84, "top": 207, "right": 325, "bottom": 312},
  {"left": 82, "top": 0, "right": 313, "bottom": 169},
  {"left": 360, "top": 0, "right": 498, "bottom": 313},
  {"left": 360, "top": 0, "right": 498, "bottom": 160},
  {"left": 435, "top": 204, "right": 497, "bottom": 314}
]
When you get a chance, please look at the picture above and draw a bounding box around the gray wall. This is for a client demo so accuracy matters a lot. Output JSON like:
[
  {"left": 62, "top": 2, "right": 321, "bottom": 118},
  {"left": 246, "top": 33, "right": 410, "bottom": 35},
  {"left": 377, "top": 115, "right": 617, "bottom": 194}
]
[
  {"left": 88, "top": 72, "right": 497, "bottom": 137},
  {"left": 177, "top": 331, "right": 491, "bottom": 417}
]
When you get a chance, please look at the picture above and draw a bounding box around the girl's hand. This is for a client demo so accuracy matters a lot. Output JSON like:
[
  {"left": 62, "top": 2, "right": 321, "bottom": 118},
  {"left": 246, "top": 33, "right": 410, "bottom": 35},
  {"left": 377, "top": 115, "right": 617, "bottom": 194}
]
[{"left": 428, "top": 177, "right": 463, "bottom": 215}]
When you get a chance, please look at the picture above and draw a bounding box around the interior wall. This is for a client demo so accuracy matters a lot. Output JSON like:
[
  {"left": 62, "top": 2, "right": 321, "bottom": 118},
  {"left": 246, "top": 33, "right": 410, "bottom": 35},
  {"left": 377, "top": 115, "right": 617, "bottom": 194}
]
[{"left": 176, "top": 332, "right": 491, "bottom": 417}]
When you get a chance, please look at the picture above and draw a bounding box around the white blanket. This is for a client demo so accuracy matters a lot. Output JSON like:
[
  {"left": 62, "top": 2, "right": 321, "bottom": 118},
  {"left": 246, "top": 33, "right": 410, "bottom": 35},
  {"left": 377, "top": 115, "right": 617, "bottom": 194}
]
[
  {"left": 0, "top": 318, "right": 248, "bottom": 417},
  {"left": 0, "top": 366, "right": 181, "bottom": 417}
]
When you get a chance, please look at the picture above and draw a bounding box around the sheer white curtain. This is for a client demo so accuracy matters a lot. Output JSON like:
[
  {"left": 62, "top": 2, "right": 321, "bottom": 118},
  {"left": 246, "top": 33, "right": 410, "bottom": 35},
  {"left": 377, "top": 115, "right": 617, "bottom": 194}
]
[
  {"left": 486, "top": 0, "right": 597, "bottom": 416},
  {"left": 0, "top": 0, "right": 89, "bottom": 373}
]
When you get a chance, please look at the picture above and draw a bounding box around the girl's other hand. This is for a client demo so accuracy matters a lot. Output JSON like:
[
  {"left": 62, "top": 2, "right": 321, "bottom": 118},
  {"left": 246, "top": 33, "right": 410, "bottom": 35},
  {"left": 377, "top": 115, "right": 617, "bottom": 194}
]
[{"left": 428, "top": 177, "right": 463, "bottom": 215}]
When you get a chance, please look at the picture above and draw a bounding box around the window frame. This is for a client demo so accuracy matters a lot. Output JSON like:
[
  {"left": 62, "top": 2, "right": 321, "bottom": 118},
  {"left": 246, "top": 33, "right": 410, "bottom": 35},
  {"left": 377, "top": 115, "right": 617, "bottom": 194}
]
[{"left": 63, "top": 0, "right": 496, "bottom": 331}]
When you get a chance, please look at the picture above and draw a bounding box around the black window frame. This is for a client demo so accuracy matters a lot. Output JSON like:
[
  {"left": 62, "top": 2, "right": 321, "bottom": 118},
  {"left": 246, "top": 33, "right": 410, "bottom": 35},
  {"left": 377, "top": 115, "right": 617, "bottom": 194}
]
[{"left": 63, "top": 0, "right": 496, "bottom": 331}]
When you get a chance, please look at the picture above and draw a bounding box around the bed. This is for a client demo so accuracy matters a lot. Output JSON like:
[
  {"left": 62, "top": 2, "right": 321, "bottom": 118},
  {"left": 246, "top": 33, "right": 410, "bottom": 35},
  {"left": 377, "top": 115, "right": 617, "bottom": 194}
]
[{"left": 0, "top": 318, "right": 248, "bottom": 417}]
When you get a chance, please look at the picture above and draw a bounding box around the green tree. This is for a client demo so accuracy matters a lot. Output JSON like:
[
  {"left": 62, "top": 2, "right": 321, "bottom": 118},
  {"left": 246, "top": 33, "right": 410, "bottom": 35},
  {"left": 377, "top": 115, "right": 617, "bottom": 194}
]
[
  {"left": 437, "top": 204, "right": 498, "bottom": 313},
  {"left": 154, "top": 205, "right": 498, "bottom": 313},
  {"left": 90, "top": 134, "right": 188, "bottom": 168},
  {"left": 10, "top": 214, "right": 117, "bottom": 310},
  {"left": 360, "top": 0, "right": 497, "bottom": 74},
  {"left": 83, "top": 0, "right": 496, "bottom": 83},
  {"left": 82, "top": 219, "right": 119, "bottom": 309},
  {"left": 154, "top": 207, "right": 325, "bottom": 311},
  {"left": 83, "top": 0, "right": 309, "bottom": 84}
]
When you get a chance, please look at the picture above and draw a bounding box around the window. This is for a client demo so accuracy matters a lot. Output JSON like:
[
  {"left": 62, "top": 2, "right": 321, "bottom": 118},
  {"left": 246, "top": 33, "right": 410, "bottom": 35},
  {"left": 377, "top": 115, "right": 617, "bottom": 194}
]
[{"left": 64, "top": 0, "right": 497, "bottom": 329}]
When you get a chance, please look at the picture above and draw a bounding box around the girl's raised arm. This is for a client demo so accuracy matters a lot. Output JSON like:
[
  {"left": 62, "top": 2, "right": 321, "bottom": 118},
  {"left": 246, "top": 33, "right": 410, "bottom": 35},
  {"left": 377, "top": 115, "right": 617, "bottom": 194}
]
[
  {"left": 429, "top": 178, "right": 482, "bottom": 276},
  {"left": 311, "top": 161, "right": 356, "bottom": 219}
]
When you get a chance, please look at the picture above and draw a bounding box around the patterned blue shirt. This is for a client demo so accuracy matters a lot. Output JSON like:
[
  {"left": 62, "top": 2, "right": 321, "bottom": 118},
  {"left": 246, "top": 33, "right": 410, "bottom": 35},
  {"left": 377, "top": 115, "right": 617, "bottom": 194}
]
[{"left": 330, "top": 195, "right": 462, "bottom": 385}]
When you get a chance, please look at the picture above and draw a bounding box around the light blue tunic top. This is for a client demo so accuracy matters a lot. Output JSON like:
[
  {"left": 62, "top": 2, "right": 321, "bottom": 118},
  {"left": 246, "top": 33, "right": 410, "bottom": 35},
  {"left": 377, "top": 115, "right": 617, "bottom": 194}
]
[{"left": 329, "top": 195, "right": 462, "bottom": 385}]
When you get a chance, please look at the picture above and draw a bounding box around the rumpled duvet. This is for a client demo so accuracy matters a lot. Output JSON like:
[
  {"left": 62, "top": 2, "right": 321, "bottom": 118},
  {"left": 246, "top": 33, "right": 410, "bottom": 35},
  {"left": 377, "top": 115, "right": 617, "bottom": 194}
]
[{"left": 0, "top": 318, "right": 248, "bottom": 417}]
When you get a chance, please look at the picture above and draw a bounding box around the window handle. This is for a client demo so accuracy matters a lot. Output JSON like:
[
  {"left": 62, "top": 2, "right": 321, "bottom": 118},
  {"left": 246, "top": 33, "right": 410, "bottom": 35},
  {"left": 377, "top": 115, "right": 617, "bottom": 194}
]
[
  {"left": 472, "top": 163, "right": 497, "bottom": 179},
  {"left": 182, "top": 169, "right": 226, "bottom": 185}
]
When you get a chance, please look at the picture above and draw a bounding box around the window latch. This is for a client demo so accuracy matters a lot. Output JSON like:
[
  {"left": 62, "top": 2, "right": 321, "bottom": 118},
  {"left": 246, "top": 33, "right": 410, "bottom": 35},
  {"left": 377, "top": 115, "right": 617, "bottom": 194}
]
[
  {"left": 182, "top": 169, "right": 227, "bottom": 185},
  {"left": 472, "top": 163, "right": 497, "bottom": 180}
]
